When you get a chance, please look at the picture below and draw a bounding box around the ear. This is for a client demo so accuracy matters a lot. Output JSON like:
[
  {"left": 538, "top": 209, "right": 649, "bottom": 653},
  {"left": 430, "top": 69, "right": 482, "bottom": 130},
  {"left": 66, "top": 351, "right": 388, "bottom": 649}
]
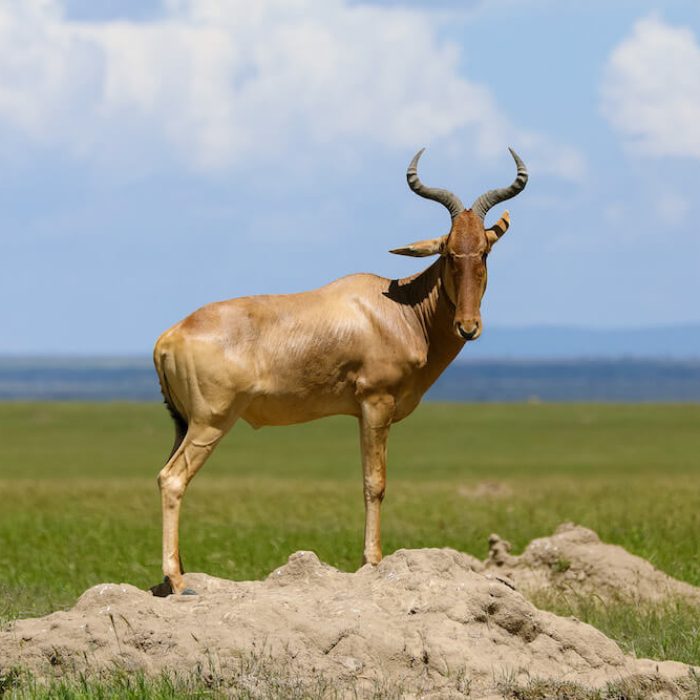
[
  {"left": 485, "top": 210, "right": 510, "bottom": 246},
  {"left": 389, "top": 235, "right": 447, "bottom": 257}
]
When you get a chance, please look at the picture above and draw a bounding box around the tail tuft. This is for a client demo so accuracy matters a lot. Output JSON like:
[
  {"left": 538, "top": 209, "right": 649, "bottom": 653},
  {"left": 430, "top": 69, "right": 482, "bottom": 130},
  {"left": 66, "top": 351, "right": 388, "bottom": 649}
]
[
  {"left": 163, "top": 394, "right": 188, "bottom": 459},
  {"left": 155, "top": 351, "right": 188, "bottom": 461}
]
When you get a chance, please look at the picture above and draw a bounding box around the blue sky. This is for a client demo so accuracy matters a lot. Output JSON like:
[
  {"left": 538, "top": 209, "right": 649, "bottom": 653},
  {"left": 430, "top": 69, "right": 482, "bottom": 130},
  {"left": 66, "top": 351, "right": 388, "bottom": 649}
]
[{"left": 1, "top": 0, "right": 699, "bottom": 354}]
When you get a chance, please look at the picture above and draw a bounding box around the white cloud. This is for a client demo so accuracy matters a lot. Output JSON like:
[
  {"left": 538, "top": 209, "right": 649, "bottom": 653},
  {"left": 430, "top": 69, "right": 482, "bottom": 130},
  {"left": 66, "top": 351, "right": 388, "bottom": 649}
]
[
  {"left": 655, "top": 191, "right": 691, "bottom": 226},
  {"left": 601, "top": 15, "right": 700, "bottom": 159},
  {"left": 0, "top": 0, "right": 582, "bottom": 177}
]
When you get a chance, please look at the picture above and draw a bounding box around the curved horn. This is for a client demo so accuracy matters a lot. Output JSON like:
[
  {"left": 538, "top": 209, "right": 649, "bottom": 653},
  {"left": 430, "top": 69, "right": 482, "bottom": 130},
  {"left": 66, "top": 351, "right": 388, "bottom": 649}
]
[
  {"left": 470, "top": 148, "right": 528, "bottom": 221},
  {"left": 407, "top": 148, "right": 464, "bottom": 219}
]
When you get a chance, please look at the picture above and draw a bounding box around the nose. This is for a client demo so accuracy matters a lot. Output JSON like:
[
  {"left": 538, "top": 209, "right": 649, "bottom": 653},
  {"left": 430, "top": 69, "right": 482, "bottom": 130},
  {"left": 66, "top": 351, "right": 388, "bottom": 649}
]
[{"left": 455, "top": 319, "right": 481, "bottom": 341}]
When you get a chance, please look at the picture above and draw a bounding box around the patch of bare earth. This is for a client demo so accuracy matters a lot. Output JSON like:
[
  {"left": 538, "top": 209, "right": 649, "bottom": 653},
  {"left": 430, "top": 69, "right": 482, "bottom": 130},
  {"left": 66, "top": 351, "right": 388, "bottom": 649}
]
[
  {"left": 485, "top": 523, "right": 700, "bottom": 605},
  {"left": 457, "top": 480, "right": 514, "bottom": 500},
  {"left": 2, "top": 527, "right": 699, "bottom": 698}
]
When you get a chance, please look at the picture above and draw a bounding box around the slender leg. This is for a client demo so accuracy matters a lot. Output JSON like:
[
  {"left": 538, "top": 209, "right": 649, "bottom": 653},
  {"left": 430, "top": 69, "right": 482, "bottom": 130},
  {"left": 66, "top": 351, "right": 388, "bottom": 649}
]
[
  {"left": 359, "top": 395, "right": 395, "bottom": 566},
  {"left": 152, "top": 423, "right": 227, "bottom": 596}
]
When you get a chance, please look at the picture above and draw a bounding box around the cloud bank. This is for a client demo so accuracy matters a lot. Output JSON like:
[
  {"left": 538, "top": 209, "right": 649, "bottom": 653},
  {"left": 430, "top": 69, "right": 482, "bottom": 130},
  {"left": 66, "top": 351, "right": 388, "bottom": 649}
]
[
  {"left": 0, "top": 0, "right": 581, "bottom": 177},
  {"left": 601, "top": 15, "right": 700, "bottom": 159}
]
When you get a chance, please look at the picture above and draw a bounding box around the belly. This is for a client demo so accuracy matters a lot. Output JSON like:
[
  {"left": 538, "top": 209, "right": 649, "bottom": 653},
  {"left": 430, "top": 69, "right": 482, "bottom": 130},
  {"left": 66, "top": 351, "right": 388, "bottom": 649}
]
[{"left": 241, "top": 391, "right": 360, "bottom": 428}]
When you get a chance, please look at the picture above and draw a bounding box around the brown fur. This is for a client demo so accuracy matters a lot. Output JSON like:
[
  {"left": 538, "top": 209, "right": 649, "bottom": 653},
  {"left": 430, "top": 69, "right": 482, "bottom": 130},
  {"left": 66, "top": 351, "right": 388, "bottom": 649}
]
[{"left": 152, "top": 201, "right": 515, "bottom": 595}]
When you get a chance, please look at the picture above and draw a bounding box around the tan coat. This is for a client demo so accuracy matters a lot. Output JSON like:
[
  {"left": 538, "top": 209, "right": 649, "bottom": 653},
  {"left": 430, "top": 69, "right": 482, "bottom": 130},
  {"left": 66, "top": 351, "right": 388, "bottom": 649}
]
[{"left": 151, "top": 149, "right": 527, "bottom": 596}]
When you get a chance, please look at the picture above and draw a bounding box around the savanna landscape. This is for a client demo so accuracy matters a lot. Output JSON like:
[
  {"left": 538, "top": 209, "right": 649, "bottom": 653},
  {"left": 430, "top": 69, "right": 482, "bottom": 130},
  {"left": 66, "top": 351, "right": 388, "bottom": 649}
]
[
  {"left": 2, "top": 401, "right": 700, "bottom": 698},
  {"left": 2, "top": 2, "right": 700, "bottom": 696}
]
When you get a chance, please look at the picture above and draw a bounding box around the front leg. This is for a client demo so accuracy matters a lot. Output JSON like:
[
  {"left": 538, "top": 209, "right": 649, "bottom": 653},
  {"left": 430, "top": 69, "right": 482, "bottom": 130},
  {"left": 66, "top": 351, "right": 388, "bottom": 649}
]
[{"left": 359, "top": 394, "right": 395, "bottom": 566}]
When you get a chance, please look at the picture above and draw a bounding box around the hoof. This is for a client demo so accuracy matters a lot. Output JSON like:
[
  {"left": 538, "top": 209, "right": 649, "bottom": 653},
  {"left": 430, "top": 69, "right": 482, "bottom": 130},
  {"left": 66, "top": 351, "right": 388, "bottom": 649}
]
[
  {"left": 150, "top": 576, "right": 196, "bottom": 597},
  {"left": 150, "top": 576, "right": 174, "bottom": 598},
  {"left": 362, "top": 555, "right": 382, "bottom": 567}
]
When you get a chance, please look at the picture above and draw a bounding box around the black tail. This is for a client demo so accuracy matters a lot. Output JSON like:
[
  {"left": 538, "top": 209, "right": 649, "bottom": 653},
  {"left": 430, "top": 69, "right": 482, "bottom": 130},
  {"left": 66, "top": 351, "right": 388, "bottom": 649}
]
[
  {"left": 156, "top": 359, "right": 188, "bottom": 461},
  {"left": 163, "top": 393, "right": 188, "bottom": 461}
]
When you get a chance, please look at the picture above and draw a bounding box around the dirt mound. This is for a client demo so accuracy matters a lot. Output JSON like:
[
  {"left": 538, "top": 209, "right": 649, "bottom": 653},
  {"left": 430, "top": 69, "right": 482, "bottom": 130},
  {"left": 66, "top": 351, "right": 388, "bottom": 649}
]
[
  {"left": 1, "top": 546, "right": 697, "bottom": 698},
  {"left": 485, "top": 523, "right": 700, "bottom": 605}
]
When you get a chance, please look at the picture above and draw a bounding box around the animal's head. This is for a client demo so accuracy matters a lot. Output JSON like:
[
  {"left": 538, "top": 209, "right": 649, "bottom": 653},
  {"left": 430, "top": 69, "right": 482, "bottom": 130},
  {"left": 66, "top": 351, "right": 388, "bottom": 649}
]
[{"left": 390, "top": 148, "right": 527, "bottom": 341}]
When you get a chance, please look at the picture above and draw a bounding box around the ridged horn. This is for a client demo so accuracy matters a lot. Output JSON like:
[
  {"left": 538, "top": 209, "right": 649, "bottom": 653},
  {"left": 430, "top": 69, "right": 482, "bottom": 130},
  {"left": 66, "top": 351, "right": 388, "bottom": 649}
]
[
  {"left": 470, "top": 148, "right": 528, "bottom": 221},
  {"left": 407, "top": 148, "right": 464, "bottom": 219}
]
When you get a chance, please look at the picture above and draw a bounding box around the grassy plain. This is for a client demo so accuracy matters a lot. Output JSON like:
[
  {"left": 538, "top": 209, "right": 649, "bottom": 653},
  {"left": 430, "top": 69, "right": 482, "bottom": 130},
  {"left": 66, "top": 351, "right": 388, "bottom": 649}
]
[{"left": 1, "top": 401, "right": 700, "bottom": 680}]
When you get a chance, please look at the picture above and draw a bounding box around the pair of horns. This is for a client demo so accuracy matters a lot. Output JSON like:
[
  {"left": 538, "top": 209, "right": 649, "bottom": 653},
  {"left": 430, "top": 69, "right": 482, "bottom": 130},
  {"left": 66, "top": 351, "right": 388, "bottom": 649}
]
[{"left": 407, "top": 147, "right": 528, "bottom": 221}]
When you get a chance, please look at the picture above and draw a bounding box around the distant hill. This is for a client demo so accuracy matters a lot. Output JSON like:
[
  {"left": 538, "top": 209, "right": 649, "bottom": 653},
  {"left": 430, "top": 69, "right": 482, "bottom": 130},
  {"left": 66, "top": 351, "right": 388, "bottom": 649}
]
[
  {"left": 427, "top": 359, "right": 700, "bottom": 402},
  {"left": 459, "top": 324, "right": 700, "bottom": 360},
  {"left": 1, "top": 356, "right": 700, "bottom": 402}
]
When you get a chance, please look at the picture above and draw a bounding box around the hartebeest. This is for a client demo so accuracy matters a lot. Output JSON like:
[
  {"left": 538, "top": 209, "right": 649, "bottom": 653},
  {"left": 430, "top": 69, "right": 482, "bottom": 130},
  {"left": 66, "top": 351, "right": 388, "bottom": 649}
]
[{"left": 151, "top": 148, "right": 527, "bottom": 596}]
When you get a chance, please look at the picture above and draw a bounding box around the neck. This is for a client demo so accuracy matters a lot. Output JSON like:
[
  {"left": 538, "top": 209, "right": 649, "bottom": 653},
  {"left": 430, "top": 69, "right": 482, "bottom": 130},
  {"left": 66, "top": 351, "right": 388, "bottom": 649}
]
[{"left": 392, "top": 259, "right": 465, "bottom": 384}]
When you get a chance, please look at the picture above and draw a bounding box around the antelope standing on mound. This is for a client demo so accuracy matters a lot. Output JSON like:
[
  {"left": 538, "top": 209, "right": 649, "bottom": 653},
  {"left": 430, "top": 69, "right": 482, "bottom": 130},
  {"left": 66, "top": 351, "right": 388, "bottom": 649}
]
[{"left": 151, "top": 148, "right": 528, "bottom": 596}]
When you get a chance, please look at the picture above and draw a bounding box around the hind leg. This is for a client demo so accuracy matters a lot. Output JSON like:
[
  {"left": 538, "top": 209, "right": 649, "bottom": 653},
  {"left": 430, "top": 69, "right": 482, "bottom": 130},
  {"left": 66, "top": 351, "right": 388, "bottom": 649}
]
[{"left": 151, "top": 421, "right": 230, "bottom": 596}]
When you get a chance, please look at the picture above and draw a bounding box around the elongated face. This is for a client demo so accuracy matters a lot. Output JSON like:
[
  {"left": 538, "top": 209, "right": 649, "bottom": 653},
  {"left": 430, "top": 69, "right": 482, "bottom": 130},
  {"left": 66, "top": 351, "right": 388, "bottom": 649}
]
[
  {"left": 443, "top": 209, "right": 510, "bottom": 341},
  {"left": 443, "top": 211, "right": 489, "bottom": 340},
  {"left": 389, "top": 208, "right": 510, "bottom": 341}
]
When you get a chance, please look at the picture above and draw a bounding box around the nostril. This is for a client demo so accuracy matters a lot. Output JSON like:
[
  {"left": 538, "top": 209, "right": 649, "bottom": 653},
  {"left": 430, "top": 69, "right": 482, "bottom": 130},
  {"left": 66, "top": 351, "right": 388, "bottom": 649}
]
[
  {"left": 455, "top": 320, "right": 482, "bottom": 341},
  {"left": 456, "top": 324, "right": 477, "bottom": 341}
]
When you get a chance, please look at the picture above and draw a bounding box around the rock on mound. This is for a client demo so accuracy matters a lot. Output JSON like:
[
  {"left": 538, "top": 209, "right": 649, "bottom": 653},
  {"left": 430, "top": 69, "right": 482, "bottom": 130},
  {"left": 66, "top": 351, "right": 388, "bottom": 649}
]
[
  {"left": 485, "top": 523, "right": 700, "bottom": 605},
  {"left": 0, "top": 547, "right": 695, "bottom": 698}
]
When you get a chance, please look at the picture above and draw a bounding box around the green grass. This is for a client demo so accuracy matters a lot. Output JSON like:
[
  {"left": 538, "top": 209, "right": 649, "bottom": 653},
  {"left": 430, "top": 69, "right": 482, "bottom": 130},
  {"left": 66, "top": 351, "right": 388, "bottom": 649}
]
[
  {"left": 4, "top": 667, "right": 698, "bottom": 700},
  {"left": 0, "top": 664, "right": 389, "bottom": 700},
  {"left": 1, "top": 401, "right": 700, "bottom": 676},
  {"left": 2, "top": 402, "right": 699, "bottom": 481}
]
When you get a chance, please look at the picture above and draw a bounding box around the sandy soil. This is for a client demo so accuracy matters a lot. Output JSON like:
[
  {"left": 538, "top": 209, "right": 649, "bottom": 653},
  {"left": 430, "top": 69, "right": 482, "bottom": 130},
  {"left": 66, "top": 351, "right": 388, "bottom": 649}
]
[
  {"left": 1, "top": 527, "right": 699, "bottom": 698},
  {"left": 484, "top": 523, "right": 700, "bottom": 605}
]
